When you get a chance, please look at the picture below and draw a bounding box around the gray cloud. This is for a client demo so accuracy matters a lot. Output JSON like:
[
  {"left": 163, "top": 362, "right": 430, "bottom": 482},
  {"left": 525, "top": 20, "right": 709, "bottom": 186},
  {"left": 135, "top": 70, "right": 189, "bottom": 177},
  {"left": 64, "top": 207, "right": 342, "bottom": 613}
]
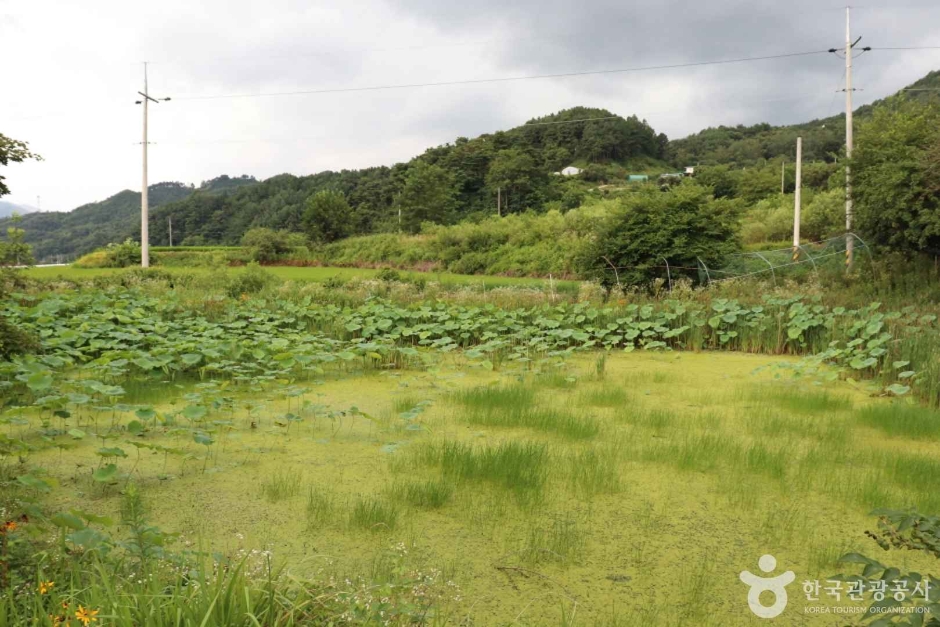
[{"left": 1, "top": 0, "right": 938, "bottom": 211}]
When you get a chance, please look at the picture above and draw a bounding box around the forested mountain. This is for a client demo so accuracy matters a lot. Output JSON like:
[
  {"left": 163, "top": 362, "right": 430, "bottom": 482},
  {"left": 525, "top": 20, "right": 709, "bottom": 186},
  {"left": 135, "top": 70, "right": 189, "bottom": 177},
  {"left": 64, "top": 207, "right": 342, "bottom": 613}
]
[
  {"left": 0, "top": 176, "right": 256, "bottom": 261},
  {"left": 5, "top": 69, "right": 939, "bottom": 259},
  {"left": 142, "top": 107, "right": 664, "bottom": 246},
  {"left": 668, "top": 70, "right": 940, "bottom": 166}
]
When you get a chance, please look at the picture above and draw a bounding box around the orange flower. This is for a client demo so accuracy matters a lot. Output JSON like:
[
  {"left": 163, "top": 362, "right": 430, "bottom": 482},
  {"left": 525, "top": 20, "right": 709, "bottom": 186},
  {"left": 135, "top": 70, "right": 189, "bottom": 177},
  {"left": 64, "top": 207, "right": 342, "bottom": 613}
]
[
  {"left": 49, "top": 611, "right": 71, "bottom": 626},
  {"left": 39, "top": 580, "right": 55, "bottom": 594},
  {"left": 75, "top": 605, "right": 98, "bottom": 625},
  {"left": 2, "top": 521, "right": 17, "bottom": 532}
]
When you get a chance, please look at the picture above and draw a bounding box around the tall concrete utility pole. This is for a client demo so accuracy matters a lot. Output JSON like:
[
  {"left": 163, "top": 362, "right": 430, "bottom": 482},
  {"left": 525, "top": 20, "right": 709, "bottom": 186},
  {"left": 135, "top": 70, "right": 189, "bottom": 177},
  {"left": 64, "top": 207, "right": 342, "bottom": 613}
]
[
  {"left": 168, "top": 216, "right": 173, "bottom": 248},
  {"left": 844, "top": 7, "right": 855, "bottom": 272},
  {"left": 781, "top": 159, "right": 785, "bottom": 195},
  {"left": 793, "top": 137, "right": 803, "bottom": 260},
  {"left": 135, "top": 63, "right": 170, "bottom": 268}
]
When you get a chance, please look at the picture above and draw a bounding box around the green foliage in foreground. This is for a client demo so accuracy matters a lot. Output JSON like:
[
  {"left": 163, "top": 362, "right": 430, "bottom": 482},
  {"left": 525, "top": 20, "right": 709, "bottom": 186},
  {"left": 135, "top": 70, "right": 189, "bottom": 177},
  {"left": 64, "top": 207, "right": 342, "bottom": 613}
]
[
  {"left": 833, "top": 510, "right": 940, "bottom": 625},
  {"left": 0, "top": 482, "right": 456, "bottom": 626},
  {"left": 1, "top": 285, "right": 938, "bottom": 405}
]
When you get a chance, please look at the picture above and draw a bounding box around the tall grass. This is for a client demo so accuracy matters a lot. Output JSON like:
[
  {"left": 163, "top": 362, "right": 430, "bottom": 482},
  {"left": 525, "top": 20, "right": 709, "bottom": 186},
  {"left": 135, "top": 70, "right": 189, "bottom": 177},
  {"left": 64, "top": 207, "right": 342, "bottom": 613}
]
[
  {"left": 617, "top": 408, "right": 675, "bottom": 433},
  {"left": 568, "top": 446, "right": 622, "bottom": 497},
  {"left": 742, "top": 385, "right": 852, "bottom": 414},
  {"left": 641, "top": 434, "right": 743, "bottom": 473},
  {"left": 0, "top": 554, "right": 451, "bottom": 626},
  {"left": 743, "top": 442, "right": 789, "bottom": 480},
  {"left": 261, "top": 470, "right": 303, "bottom": 502},
  {"left": 461, "top": 406, "right": 600, "bottom": 439},
  {"left": 449, "top": 384, "right": 535, "bottom": 410},
  {"left": 349, "top": 495, "right": 400, "bottom": 532},
  {"left": 393, "top": 477, "right": 455, "bottom": 509},
  {"left": 412, "top": 440, "right": 550, "bottom": 503},
  {"left": 580, "top": 385, "right": 631, "bottom": 408},
  {"left": 857, "top": 403, "right": 940, "bottom": 439},
  {"left": 451, "top": 384, "right": 599, "bottom": 439},
  {"left": 305, "top": 486, "right": 337, "bottom": 528}
]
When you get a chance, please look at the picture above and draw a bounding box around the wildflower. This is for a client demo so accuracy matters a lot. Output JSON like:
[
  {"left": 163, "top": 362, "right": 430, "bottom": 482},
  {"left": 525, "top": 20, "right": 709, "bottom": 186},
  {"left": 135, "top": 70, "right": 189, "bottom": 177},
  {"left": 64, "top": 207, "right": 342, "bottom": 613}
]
[
  {"left": 75, "top": 605, "right": 98, "bottom": 625},
  {"left": 2, "top": 520, "right": 17, "bottom": 532},
  {"left": 39, "top": 580, "right": 55, "bottom": 594}
]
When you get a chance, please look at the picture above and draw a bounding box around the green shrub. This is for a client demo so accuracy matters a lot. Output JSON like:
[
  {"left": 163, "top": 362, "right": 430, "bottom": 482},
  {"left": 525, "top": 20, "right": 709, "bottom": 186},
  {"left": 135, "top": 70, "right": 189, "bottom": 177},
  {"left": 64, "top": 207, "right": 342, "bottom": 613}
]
[
  {"left": 241, "top": 228, "right": 302, "bottom": 262},
  {"left": 376, "top": 268, "right": 401, "bottom": 282},
  {"left": 105, "top": 239, "right": 147, "bottom": 268},
  {"left": 73, "top": 250, "right": 109, "bottom": 268},
  {"left": 226, "top": 263, "right": 277, "bottom": 297},
  {"left": 322, "top": 275, "right": 346, "bottom": 289},
  {"left": 0, "top": 316, "right": 39, "bottom": 359},
  {"left": 579, "top": 182, "right": 743, "bottom": 288}
]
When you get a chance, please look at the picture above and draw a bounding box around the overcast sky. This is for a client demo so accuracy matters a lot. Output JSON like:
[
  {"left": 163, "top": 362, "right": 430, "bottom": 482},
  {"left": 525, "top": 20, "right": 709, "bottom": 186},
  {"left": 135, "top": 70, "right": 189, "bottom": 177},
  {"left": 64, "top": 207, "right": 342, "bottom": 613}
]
[{"left": 2, "top": 0, "right": 939, "bottom": 212}]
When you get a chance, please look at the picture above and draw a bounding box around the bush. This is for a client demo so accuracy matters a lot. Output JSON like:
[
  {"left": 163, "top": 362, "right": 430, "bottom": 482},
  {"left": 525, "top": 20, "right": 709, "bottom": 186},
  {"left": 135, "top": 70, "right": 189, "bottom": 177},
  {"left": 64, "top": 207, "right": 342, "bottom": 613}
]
[
  {"left": 76, "top": 240, "right": 149, "bottom": 268},
  {"left": 226, "top": 263, "right": 277, "bottom": 298},
  {"left": 854, "top": 98, "right": 940, "bottom": 255},
  {"left": 579, "top": 182, "right": 743, "bottom": 288},
  {"left": 376, "top": 268, "right": 401, "bottom": 282},
  {"left": 241, "top": 228, "right": 300, "bottom": 262},
  {"left": 0, "top": 316, "right": 39, "bottom": 359},
  {"left": 802, "top": 188, "right": 845, "bottom": 241},
  {"left": 105, "top": 239, "right": 146, "bottom": 268},
  {"left": 323, "top": 275, "right": 346, "bottom": 289},
  {"left": 73, "top": 250, "right": 109, "bottom": 268}
]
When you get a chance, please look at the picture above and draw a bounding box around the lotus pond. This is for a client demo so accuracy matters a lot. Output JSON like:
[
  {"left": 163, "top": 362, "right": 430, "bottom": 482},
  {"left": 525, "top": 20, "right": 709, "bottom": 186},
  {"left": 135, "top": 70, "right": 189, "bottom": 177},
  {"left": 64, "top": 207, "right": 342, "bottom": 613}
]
[{"left": 2, "top": 288, "right": 940, "bottom": 625}]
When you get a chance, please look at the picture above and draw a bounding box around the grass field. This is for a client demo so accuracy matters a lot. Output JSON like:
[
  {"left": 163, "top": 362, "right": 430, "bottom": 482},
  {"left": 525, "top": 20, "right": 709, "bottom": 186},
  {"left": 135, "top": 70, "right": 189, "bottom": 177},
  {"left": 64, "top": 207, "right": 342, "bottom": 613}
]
[
  {"left": 10, "top": 350, "right": 938, "bottom": 625},
  {"left": 24, "top": 264, "right": 579, "bottom": 290}
]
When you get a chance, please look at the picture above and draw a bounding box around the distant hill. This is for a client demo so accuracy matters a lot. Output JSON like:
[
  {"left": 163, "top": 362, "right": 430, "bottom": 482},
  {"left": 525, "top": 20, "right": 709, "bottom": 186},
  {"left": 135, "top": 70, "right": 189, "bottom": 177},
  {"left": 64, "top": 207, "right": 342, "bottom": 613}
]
[
  {"left": 0, "top": 201, "right": 38, "bottom": 219},
  {"left": 0, "top": 175, "right": 257, "bottom": 262},
  {"left": 4, "top": 69, "right": 939, "bottom": 259},
  {"left": 145, "top": 107, "right": 665, "bottom": 247},
  {"left": 667, "top": 70, "right": 940, "bottom": 167}
]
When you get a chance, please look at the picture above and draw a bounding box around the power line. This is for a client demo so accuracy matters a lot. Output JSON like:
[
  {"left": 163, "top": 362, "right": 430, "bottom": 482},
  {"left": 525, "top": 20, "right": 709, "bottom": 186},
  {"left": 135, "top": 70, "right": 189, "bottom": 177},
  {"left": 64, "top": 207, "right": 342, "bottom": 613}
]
[
  {"left": 869, "top": 46, "right": 940, "bottom": 50},
  {"left": 152, "top": 92, "right": 833, "bottom": 146},
  {"left": 172, "top": 49, "right": 832, "bottom": 101}
]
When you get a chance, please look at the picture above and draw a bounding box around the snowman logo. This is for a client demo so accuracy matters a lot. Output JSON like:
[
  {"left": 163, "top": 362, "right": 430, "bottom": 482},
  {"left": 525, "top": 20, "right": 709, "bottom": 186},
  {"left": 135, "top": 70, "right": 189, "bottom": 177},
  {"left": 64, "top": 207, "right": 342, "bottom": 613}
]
[{"left": 739, "top": 554, "right": 795, "bottom": 619}]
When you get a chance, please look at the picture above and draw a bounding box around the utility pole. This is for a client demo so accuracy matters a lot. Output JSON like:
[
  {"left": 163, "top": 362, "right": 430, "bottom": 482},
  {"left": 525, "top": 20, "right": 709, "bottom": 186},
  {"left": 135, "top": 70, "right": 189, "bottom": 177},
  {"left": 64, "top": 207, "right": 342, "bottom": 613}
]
[
  {"left": 827, "top": 9, "right": 869, "bottom": 272},
  {"left": 135, "top": 62, "right": 171, "bottom": 268},
  {"left": 168, "top": 216, "right": 173, "bottom": 247},
  {"left": 393, "top": 192, "right": 402, "bottom": 233},
  {"left": 793, "top": 137, "right": 803, "bottom": 261},
  {"left": 497, "top": 187, "right": 501, "bottom": 216},
  {"left": 781, "top": 158, "right": 785, "bottom": 195},
  {"left": 844, "top": 7, "right": 854, "bottom": 272}
]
